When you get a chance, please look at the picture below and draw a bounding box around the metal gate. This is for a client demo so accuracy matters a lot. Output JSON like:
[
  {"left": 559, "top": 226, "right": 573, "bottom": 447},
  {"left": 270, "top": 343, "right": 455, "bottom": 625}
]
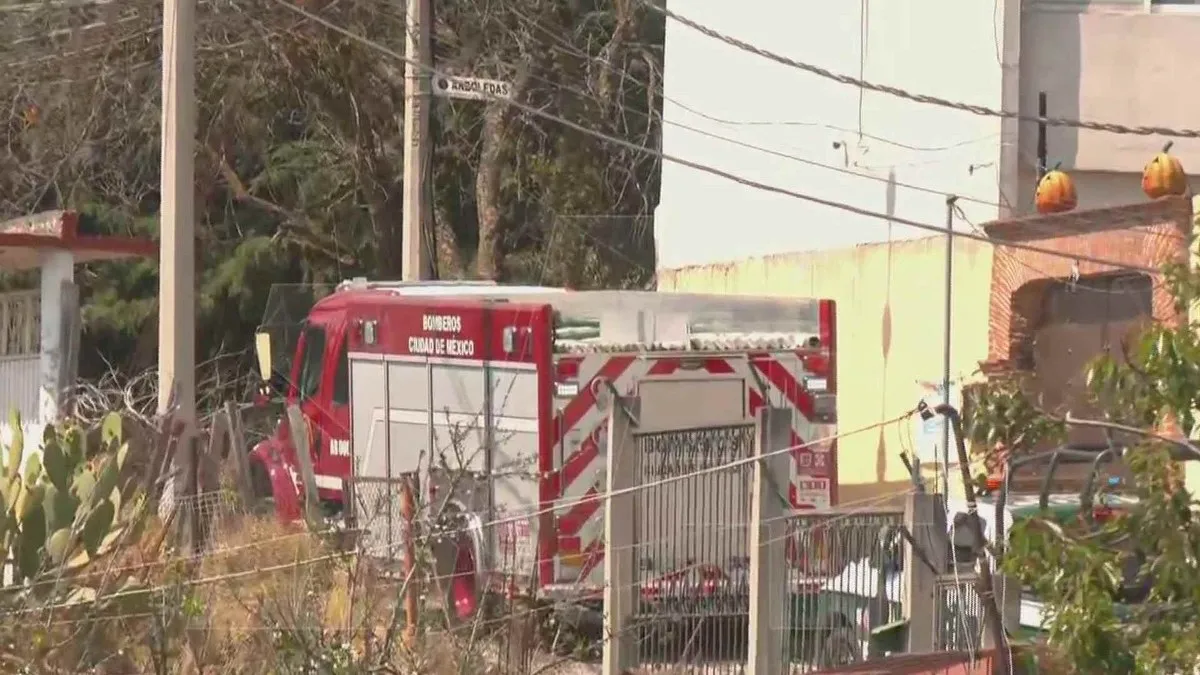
[
  {"left": 633, "top": 421, "right": 756, "bottom": 673},
  {"left": 0, "top": 291, "right": 40, "bottom": 424}
]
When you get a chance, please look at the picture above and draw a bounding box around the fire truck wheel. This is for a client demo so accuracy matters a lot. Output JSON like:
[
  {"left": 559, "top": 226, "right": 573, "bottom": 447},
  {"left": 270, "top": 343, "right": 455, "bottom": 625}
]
[{"left": 248, "top": 461, "right": 275, "bottom": 514}]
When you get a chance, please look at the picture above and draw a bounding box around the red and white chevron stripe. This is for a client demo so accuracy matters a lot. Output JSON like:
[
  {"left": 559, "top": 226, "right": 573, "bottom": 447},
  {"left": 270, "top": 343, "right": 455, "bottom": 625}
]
[{"left": 551, "top": 351, "right": 835, "bottom": 588}]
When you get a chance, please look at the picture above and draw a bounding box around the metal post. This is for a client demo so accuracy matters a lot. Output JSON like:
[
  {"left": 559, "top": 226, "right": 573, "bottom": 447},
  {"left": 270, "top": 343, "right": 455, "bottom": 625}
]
[
  {"left": 602, "top": 396, "right": 637, "bottom": 675},
  {"left": 942, "top": 196, "right": 957, "bottom": 493},
  {"left": 400, "top": 475, "right": 418, "bottom": 648},
  {"left": 285, "top": 405, "right": 321, "bottom": 523},
  {"left": 159, "top": 0, "right": 198, "bottom": 550},
  {"left": 402, "top": 0, "right": 433, "bottom": 280},
  {"left": 1036, "top": 92, "right": 1048, "bottom": 181},
  {"left": 385, "top": 362, "right": 394, "bottom": 556},
  {"left": 902, "top": 492, "right": 945, "bottom": 653},
  {"left": 748, "top": 407, "right": 790, "bottom": 675}
]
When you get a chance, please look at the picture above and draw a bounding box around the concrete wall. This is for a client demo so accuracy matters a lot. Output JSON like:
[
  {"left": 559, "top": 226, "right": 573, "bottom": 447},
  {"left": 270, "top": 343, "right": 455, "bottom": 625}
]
[
  {"left": 1021, "top": 2, "right": 1200, "bottom": 173},
  {"left": 655, "top": 0, "right": 1012, "bottom": 270},
  {"left": 660, "top": 236, "right": 994, "bottom": 503},
  {"left": 1018, "top": 2, "right": 1200, "bottom": 213}
]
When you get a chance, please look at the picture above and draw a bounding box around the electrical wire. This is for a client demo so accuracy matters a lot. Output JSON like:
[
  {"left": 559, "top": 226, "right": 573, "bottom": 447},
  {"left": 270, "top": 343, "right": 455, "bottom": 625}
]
[
  {"left": 1, "top": 482, "right": 920, "bottom": 616},
  {"left": 510, "top": 13, "right": 1185, "bottom": 260},
  {"left": 503, "top": 7, "right": 1189, "bottom": 252},
  {"left": 261, "top": 0, "right": 1166, "bottom": 278},
  {"left": 503, "top": 6, "right": 1007, "bottom": 210},
  {"left": 11, "top": 0, "right": 1180, "bottom": 256},
  {"left": 506, "top": 4, "right": 999, "bottom": 155},
  {"left": 647, "top": 1, "right": 1200, "bottom": 139},
  {"left": 517, "top": 59, "right": 1007, "bottom": 210}
]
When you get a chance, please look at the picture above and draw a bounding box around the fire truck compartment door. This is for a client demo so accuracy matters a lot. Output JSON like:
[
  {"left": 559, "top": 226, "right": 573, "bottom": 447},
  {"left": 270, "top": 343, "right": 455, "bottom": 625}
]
[{"left": 350, "top": 358, "right": 430, "bottom": 478}]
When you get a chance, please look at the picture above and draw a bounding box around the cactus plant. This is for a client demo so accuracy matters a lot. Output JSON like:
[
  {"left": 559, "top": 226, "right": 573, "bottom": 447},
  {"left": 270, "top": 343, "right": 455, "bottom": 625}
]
[{"left": 0, "top": 409, "right": 144, "bottom": 588}]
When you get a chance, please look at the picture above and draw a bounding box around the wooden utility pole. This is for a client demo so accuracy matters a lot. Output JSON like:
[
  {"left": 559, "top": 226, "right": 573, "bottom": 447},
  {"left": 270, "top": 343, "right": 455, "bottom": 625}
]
[
  {"left": 401, "top": 0, "right": 433, "bottom": 281},
  {"left": 159, "top": 0, "right": 198, "bottom": 549}
]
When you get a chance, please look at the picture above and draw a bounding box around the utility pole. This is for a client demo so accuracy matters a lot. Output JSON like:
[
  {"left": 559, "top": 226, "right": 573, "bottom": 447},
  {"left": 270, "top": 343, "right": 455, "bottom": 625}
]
[
  {"left": 941, "top": 195, "right": 957, "bottom": 495},
  {"left": 401, "top": 0, "right": 433, "bottom": 281},
  {"left": 159, "top": 0, "right": 198, "bottom": 549}
]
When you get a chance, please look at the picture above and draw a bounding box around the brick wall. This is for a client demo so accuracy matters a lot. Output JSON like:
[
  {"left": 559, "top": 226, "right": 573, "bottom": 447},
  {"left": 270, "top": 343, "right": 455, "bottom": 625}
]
[
  {"left": 810, "top": 647, "right": 1032, "bottom": 675},
  {"left": 980, "top": 196, "right": 1192, "bottom": 372}
]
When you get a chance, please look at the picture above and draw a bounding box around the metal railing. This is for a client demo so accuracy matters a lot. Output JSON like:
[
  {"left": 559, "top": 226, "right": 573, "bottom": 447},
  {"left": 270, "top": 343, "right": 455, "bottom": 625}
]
[
  {"left": 933, "top": 573, "right": 986, "bottom": 653},
  {"left": 779, "top": 510, "right": 905, "bottom": 670}
]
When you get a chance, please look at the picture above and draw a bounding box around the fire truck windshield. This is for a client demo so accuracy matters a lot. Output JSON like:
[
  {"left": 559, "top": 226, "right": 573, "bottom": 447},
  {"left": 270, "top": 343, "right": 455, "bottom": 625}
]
[{"left": 297, "top": 324, "right": 327, "bottom": 400}]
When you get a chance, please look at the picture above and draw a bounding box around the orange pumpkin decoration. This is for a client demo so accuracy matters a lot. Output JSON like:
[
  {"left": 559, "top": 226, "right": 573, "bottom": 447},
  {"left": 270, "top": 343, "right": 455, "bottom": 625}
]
[
  {"left": 1034, "top": 163, "right": 1077, "bottom": 214},
  {"left": 1141, "top": 141, "right": 1188, "bottom": 199}
]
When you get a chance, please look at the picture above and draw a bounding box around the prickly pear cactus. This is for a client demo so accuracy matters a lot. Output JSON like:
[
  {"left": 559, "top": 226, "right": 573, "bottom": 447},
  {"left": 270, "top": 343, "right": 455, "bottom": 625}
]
[{"left": 0, "top": 410, "right": 143, "bottom": 587}]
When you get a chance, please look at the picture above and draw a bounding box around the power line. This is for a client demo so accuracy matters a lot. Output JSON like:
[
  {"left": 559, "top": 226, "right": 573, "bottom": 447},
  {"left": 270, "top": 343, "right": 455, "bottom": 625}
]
[
  {"left": 509, "top": 4, "right": 1002, "bottom": 155},
  {"left": 503, "top": 7, "right": 1190, "bottom": 248},
  {"left": 646, "top": 1, "right": 1200, "bottom": 140},
  {"left": 11, "top": 0, "right": 1177, "bottom": 252},
  {"left": 502, "top": 12, "right": 1006, "bottom": 210},
  {"left": 260, "top": 0, "right": 1165, "bottom": 276}
]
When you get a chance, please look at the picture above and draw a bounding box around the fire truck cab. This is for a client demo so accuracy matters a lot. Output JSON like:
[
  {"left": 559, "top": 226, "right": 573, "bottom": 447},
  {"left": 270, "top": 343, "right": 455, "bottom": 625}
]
[{"left": 250, "top": 280, "right": 839, "bottom": 611}]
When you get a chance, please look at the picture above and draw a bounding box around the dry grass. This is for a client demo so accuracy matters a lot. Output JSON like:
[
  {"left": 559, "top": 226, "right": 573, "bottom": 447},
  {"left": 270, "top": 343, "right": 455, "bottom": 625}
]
[{"left": 0, "top": 497, "right": 580, "bottom": 674}]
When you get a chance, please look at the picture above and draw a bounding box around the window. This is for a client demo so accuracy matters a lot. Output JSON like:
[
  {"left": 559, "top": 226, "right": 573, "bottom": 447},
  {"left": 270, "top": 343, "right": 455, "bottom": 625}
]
[
  {"left": 332, "top": 341, "right": 350, "bottom": 405},
  {"left": 297, "top": 325, "right": 327, "bottom": 401}
]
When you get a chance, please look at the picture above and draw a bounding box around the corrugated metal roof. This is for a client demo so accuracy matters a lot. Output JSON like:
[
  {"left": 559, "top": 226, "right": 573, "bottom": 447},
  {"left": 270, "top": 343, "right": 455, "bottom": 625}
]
[{"left": 554, "top": 331, "right": 821, "bottom": 354}]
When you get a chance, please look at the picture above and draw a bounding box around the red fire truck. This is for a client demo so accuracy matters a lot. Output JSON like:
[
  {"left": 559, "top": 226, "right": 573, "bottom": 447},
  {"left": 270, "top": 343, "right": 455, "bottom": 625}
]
[{"left": 249, "top": 280, "right": 838, "bottom": 616}]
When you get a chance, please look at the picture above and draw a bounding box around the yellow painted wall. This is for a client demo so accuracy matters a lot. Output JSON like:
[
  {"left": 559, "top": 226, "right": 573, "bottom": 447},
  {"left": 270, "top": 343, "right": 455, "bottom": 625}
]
[{"left": 660, "top": 236, "right": 995, "bottom": 505}]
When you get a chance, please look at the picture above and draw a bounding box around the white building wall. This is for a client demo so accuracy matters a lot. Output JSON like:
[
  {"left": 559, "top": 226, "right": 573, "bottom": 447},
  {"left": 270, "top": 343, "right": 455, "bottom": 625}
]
[
  {"left": 655, "top": 0, "right": 1013, "bottom": 270},
  {"left": 1016, "top": 2, "right": 1200, "bottom": 214},
  {"left": 0, "top": 252, "right": 76, "bottom": 474}
]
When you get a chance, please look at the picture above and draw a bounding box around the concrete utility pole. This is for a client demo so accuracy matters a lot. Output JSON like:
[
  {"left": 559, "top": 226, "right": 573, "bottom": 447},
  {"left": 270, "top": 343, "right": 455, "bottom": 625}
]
[
  {"left": 159, "top": 0, "right": 198, "bottom": 546},
  {"left": 941, "top": 195, "right": 957, "bottom": 494},
  {"left": 401, "top": 0, "right": 433, "bottom": 281}
]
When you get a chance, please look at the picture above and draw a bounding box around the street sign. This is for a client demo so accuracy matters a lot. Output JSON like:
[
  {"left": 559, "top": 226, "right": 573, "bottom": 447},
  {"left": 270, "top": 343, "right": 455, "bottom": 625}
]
[
  {"left": 914, "top": 378, "right": 961, "bottom": 464},
  {"left": 433, "top": 75, "right": 512, "bottom": 102}
]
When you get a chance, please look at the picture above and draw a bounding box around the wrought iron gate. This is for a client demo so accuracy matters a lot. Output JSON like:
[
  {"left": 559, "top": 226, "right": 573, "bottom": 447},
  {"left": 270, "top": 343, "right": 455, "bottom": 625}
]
[
  {"left": 633, "top": 421, "right": 756, "bottom": 673},
  {"left": 0, "top": 291, "right": 40, "bottom": 423}
]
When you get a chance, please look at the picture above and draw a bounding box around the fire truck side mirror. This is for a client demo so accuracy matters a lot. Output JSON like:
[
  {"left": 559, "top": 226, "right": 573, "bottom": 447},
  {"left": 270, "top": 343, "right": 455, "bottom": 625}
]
[{"left": 255, "top": 331, "right": 273, "bottom": 382}]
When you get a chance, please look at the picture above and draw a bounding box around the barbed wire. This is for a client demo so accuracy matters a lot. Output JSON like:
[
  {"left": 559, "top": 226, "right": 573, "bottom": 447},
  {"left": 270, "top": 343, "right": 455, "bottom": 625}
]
[
  {"left": 66, "top": 348, "right": 257, "bottom": 427},
  {"left": 0, "top": 481, "right": 918, "bottom": 617}
]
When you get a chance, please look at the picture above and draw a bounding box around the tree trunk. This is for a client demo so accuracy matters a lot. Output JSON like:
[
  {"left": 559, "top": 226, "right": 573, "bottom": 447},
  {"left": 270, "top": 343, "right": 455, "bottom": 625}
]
[
  {"left": 592, "top": 0, "right": 635, "bottom": 111},
  {"left": 474, "top": 104, "right": 506, "bottom": 280},
  {"left": 433, "top": 201, "right": 465, "bottom": 278},
  {"left": 474, "top": 70, "right": 528, "bottom": 280},
  {"left": 367, "top": 187, "right": 405, "bottom": 279}
]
